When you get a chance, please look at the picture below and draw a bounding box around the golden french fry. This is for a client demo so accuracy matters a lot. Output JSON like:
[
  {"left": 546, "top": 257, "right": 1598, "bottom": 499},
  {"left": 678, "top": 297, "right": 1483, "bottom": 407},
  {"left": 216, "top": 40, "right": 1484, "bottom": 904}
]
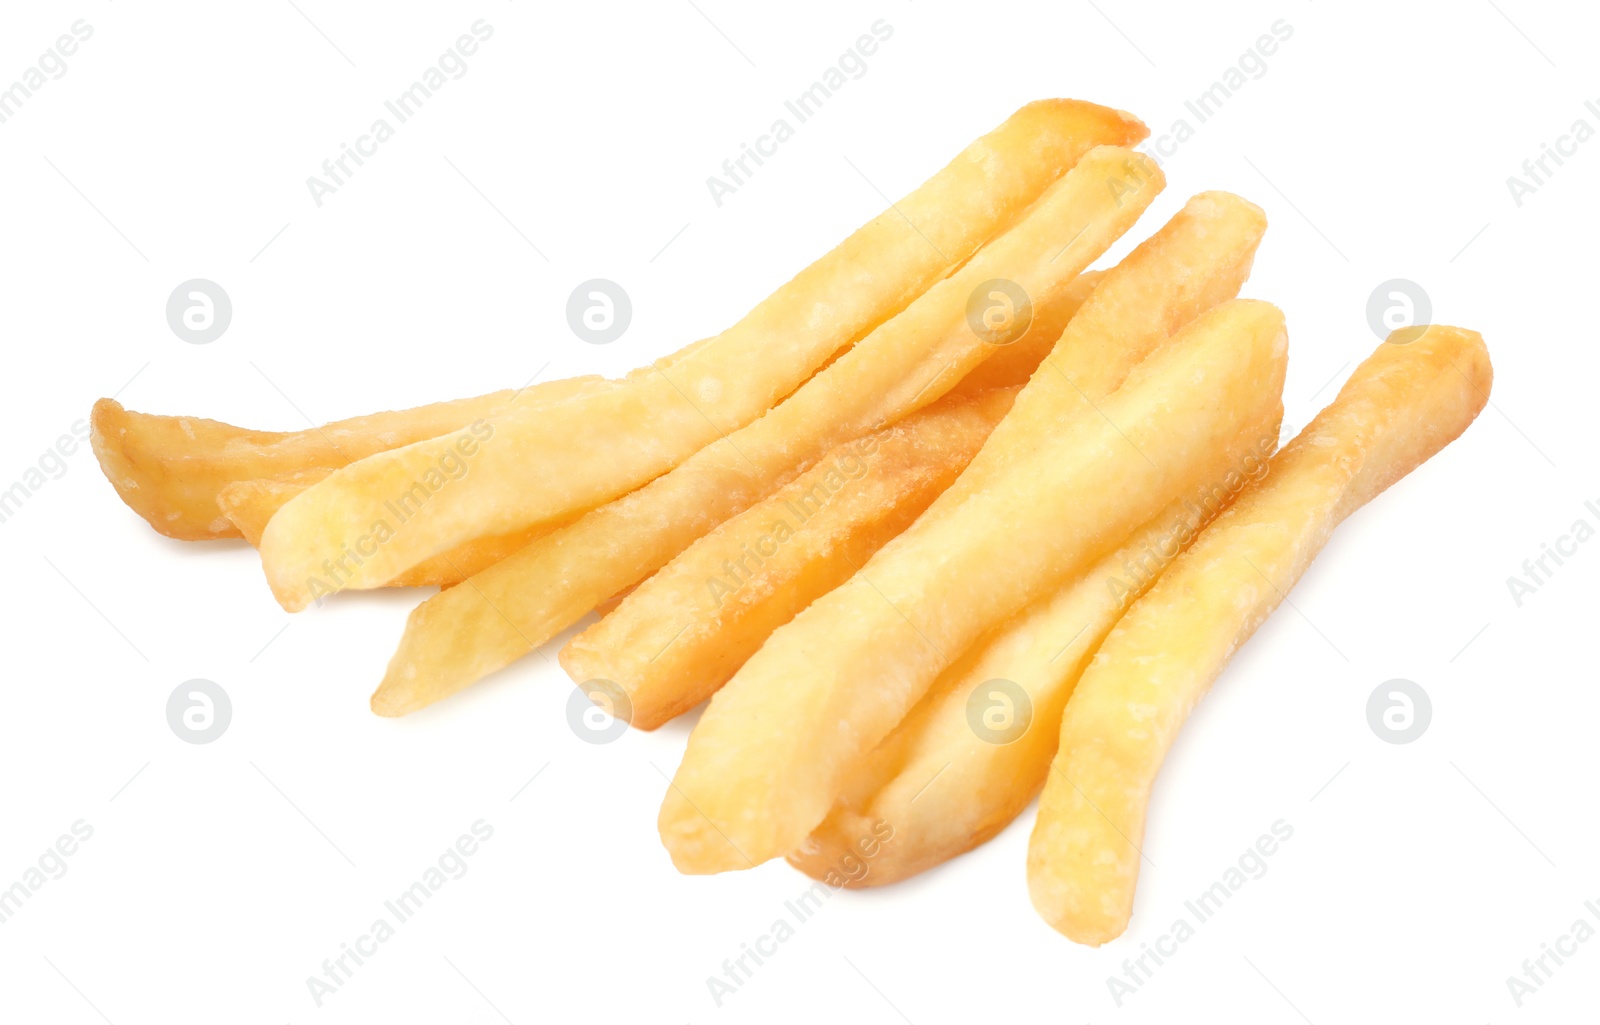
[
  {"left": 659, "top": 299, "right": 1289, "bottom": 873},
  {"left": 560, "top": 386, "right": 1020, "bottom": 730},
  {"left": 372, "top": 144, "right": 1162, "bottom": 716},
  {"left": 261, "top": 102, "right": 1150, "bottom": 610},
  {"left": 789, "top": 406, "right": 1280, "bottom": 887},
  {"left": 788, "top": 191, "right": 1271, "bottom": 885},
  {"left": 1027, "top": 325, "right": 1492, "bottom": 945}
]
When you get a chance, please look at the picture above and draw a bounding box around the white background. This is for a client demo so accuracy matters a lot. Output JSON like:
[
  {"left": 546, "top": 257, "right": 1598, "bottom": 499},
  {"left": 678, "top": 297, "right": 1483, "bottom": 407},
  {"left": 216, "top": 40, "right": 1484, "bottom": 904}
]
[{"left": 1, "top": 1, "right": 1595, "bottom": 1021}]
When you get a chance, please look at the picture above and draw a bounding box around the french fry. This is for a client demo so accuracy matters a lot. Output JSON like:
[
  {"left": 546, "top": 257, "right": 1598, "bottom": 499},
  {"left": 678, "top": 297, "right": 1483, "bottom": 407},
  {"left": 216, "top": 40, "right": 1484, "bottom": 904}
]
[
  {"left": 218, "top": 474, "right": 558, "bottom": 589},
  {"left": 261, "top": 101, "right": 1150, "bottom": 610},
  {"left": 787, "top": 191, "right": 1271, "bottom": 885},
  {"left": 1026, "top": 325, "right": 1492, "bottom": 945},
  {"left": 91, "top": 391, "right": 518, "bottom": 540},
  {"left": 372, "top": 145, "right": 1163, "bottom": 716},
  {"left": 90, "top": 337, "right": 725, "bottom": 542},
  {"left": 560, "top": 386, "right": 1021, "bottom": 730},
  {"left": 659, "top": 299, "right": 1289, "bottom": 873},
  {"left": 789, "top": 406, "right": 1280, "bottom": 886}
]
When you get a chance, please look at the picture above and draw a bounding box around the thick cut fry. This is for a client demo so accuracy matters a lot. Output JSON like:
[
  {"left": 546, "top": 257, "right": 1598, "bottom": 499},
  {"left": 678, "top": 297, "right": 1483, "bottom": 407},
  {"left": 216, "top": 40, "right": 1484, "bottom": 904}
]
[
  {"left": 791, "top": 409, "right": 1281, "bottom": 887},
  {"left": 373, "top": 145, "right": 1162, "bottom": 716},
  {"left": 659, "top": 299, "right": 1289, "bottom": 873},
  {"left": 1027, "top": 325, "right": 1492, "bottom": 945},
  {"left": 560, "top": 387, "right": 1020, "bottom": 731},
  {"left": 788, "top": 193, "right": 1270, "bottom": 885},
  {"left": 261, "top": 101, "right": 1150, "bottom": 610}
]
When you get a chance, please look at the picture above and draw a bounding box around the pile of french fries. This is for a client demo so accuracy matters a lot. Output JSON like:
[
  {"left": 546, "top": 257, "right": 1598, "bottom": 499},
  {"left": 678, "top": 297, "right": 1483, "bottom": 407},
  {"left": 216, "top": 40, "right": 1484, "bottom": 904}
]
[{"left": 92, "top": 100, "right": 1493, "bottom": 943}]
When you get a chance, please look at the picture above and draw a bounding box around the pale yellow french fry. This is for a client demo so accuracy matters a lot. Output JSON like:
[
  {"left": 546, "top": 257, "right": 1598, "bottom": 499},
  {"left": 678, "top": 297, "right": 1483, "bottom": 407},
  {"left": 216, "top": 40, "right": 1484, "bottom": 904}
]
[
  {"left": 560, "top": 386, "right": 1020, "bottom": 731},
  {"left": 788, "top": 192, "right": 1271, "bottom": 885},
  {"left": 790, "top": 406, "right": 1281, "bottom": 887},
  {"left": 659, "top": 299, "right": 1289, "bottom": 873},
  {"left": 218, "top": 474, "right": 559, "bottom": 589},
  {"left": 261, "top": 102, "right": 1150, "bottom": 610},
  {"left": 1027, "top": 325, "right": 1492, "bottom": 945},
  {"left": 372, "top": 145, "right": 1162, "bottom": 717}
]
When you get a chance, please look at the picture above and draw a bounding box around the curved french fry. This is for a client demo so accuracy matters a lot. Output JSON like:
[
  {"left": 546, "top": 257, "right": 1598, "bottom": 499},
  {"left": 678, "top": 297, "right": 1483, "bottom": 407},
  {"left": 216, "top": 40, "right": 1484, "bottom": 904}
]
[
  {"left": 90, "top": 391, "right": 518, "bottom": 540},
  {"left": 1026, "top": 325, "right": 1492, "bottom": 945},
  {"left": 89, "top": 337, "right": 727, "bottom": 542},
  {"left": 659, "top": 299, "right": 1289, "bottom": 873}
]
